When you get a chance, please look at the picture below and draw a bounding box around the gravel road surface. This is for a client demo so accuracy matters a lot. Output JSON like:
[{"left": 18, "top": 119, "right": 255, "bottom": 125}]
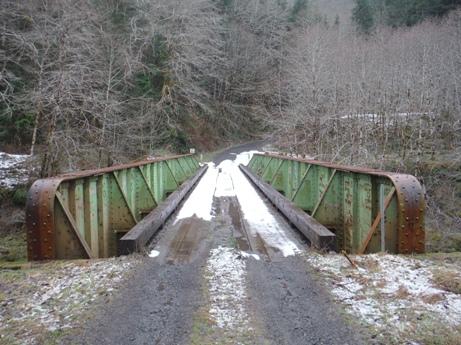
[{"left": 73, "top": 143, "right": 366, "bottom": 345}]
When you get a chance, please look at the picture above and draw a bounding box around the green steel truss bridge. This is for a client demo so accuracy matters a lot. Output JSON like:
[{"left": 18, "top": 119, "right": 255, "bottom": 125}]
[{"left": 26, "top": 153, "right": 424, "bottom": 260}]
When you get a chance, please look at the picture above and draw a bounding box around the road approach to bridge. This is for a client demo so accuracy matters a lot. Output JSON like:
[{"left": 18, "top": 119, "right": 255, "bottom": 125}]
[{"left": 73, "top": 142, "right": 365, "bottom": 345}]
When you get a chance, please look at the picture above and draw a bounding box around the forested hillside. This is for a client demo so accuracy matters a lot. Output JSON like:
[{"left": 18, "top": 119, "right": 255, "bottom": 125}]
[
  {"left": 1, "top": 0, "right": 459, "bottom": 170},
  {"left": 352, "top": 0, "right": 461, "bottom": 33},
  {"left": 1, "top": 0, "right": 461, "bottom": 251},
  {"left": 0, "top": 0, "right": 460, "bottom": 248}
]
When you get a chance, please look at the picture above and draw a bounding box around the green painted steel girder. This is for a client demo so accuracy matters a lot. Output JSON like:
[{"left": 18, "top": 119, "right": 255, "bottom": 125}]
[
  {"left": 26, "top": 155, "right": 201, "bottom": 260},
  {"left": 246, "top": 154, "right": 425, "bottom": 254}
]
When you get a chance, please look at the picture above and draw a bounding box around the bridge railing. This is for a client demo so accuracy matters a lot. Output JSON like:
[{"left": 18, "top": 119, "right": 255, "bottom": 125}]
[
  {"left": 246, "top": 154, "right": 425, "bottom": 254},
  {"left": 26, "top": 154, "right": 201, "bottom": 260}
]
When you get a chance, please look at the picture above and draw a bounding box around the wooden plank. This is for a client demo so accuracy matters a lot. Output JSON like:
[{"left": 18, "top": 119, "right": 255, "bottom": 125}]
[
  {"left": 119, "top": 165, "right": 208, "bottom": 254},
  {"left": 239, "top": 164, "right": 335, "bottom": 250}
]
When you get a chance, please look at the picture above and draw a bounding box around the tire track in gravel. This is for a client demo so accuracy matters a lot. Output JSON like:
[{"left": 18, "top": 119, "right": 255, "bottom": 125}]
[{"left": 70, "top": 143, "right": 367, "bottom": 345}]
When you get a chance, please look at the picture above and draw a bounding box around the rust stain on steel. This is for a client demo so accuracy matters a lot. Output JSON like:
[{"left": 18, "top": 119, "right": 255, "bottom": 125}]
[
  {"left": 57, "top": 154, "right": 192, "bottom": 179},
  {"left": 251, "top": 154, "right": 425, "bottom": 254},
  {"left": 261, "top": 154, "right": 380, "bottom": 173},
  {"left": 26, "top": 179, "right": 62, "bottom": 260},
  {"left": 388, "top": 174, "right": 425, "bottom": 254},
  {"left": 26, "top": 154, "right": 199, "bottom": 261}
]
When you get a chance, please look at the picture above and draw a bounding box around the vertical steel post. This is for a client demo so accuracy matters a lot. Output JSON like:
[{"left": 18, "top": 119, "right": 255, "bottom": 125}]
[{"left": 381, "top": 184, "right": 385, "bottom": 252}]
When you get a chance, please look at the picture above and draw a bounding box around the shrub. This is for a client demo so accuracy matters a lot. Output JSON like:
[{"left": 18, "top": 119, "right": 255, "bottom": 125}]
[{"left": 12, "top": 189, "right": 27, "bottom": 205}]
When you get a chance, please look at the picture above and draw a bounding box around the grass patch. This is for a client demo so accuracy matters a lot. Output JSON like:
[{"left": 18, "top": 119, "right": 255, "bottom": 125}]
[
  {"left": 416, "top": 323, "right": 461, "bottom": 345},
  {"left": 0, "top": 257, "right": 133, "bottom": 344},
  {"left": 0, "top": 230, "right": 27, "bottom": 263},
  {"left": 197, "top": 147, "right": 227, "bottom": 164},
  {"left": 432, "top": 269, "right": 461, "bottom": 294},
  {"left": 190, "top": 306, "right": 216, "bottom": 345}
]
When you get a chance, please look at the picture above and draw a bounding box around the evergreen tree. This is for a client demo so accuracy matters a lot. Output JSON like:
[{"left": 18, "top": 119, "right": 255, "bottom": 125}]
[
  {"left": 352, "top": 0, "right": 375, "bottom": 34},
  {"left": 290, "top": 0, "right": 309, "bottom": 22},
  {"left": 334, "top": 14, "right": 340, "bottom": 26},
  {"left": 385, "top": 0, "right": 461, "bottom": 27}
]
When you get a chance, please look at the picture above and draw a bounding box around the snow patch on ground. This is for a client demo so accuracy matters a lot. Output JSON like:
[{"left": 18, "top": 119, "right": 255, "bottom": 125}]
[
  {"left": 305, "top": 252, "right": 461, "bottom": 340},
  {"left": 176, "top": 150, "right": 302, "bottom": 258},
  {"left": 174, "top": 162, "right": 218, "bottom": 222},
  {"left": 148, "top": 250, "right": 160, "bottom": 258},
  {"left": 0, "top": 257, "right": 133, "bottom": 344},
  {"left": 218, "top": 151, "right": 303, "bottom": 257},
  {"left": 0, "top": 152, "right": 33, "bottom": 189},
  {"left": 239, "top": 251, "right": 260, "bottom": 261},
  {"left": 206, "top": 246, "right": 251, "bottom": 330}
]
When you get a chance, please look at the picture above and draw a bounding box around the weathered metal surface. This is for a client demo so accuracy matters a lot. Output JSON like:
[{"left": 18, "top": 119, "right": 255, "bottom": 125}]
[
  {"left": 119, "top": 165, "right": 208, "bottom": 254},
  {"left": 246, "top": 154, "right": 425, "bottom": 254},
  {"left": 26, "top": 155, "right": 201, "bottom": 260},
  {"left": 240, "top": 165, "right": 336, "bottom": 250}
]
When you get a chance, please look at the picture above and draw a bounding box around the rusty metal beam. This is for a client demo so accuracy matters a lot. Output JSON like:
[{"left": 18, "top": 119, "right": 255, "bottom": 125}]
[
  {"left": 26, "top": 155, "right": 201, "bottom": 260},
  {"left": 244, "top": 154, "right": 425, "bottom": 254}
]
